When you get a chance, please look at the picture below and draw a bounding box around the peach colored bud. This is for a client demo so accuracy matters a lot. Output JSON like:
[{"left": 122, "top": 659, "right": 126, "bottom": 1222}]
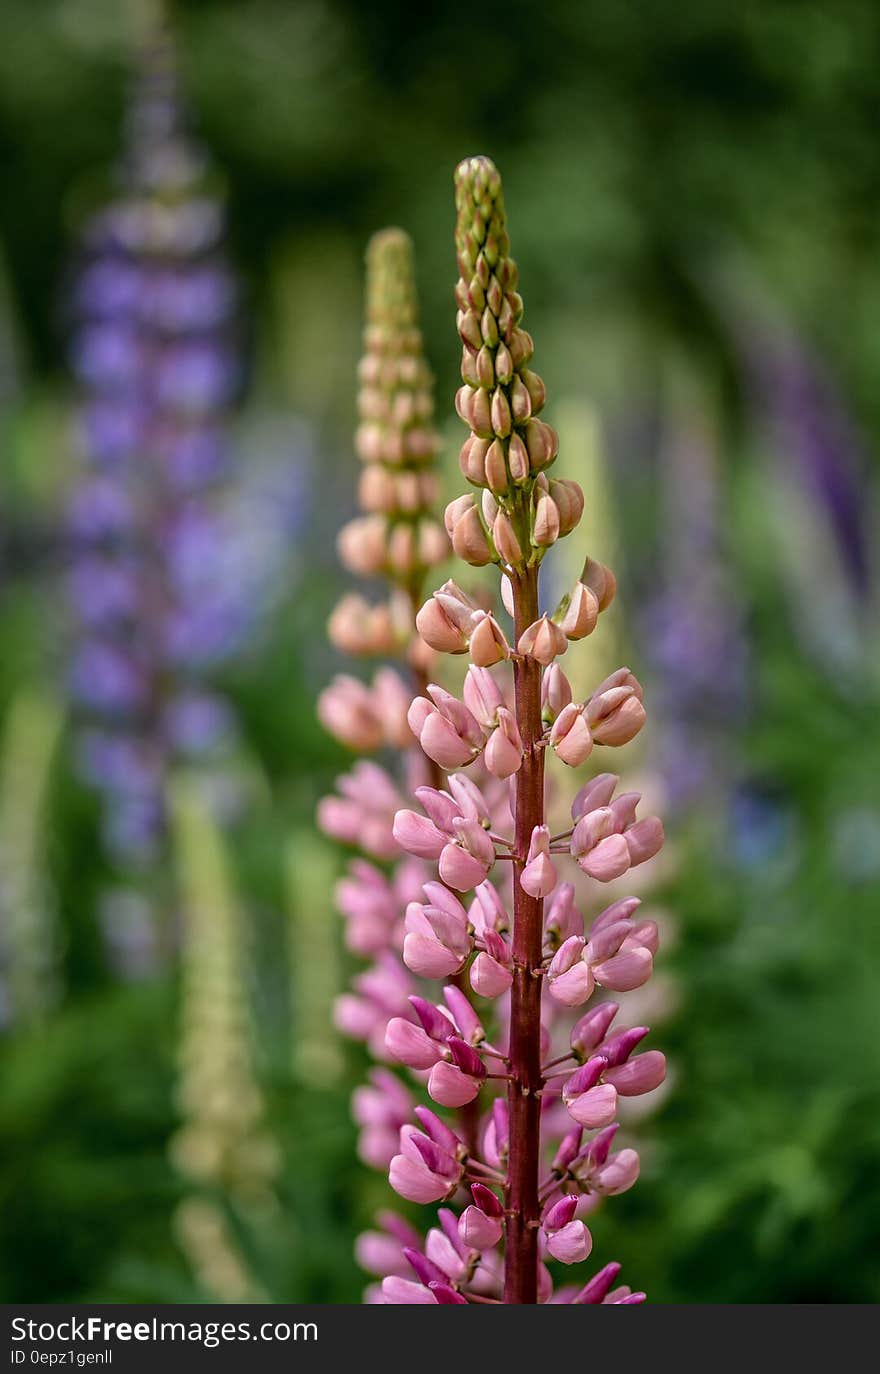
[
  {"left": 517, "top": 614, "right": 568, "bottom": 665},
  {"left": 509, "top": 374, "right": 532, "bottom": 423},
  {"left": 484, "top": 706, "right": 523, "bottom": 779},
  {"left": 476, "top": 346, "right": 495, "bottom": 388},
  {"left": 533, "top": 491, "right": 560, "bottom": 548},
  {"left": 494, "top": 342, "right": 514, "bottom": 384},
  {"left": 416, "top": 597, "right": 470, "bottom": 654},
  {"left": 507, "top": 432, "right": 530, "bottom": 484},
  {"left": 419, "top": 711, "right": 481, "bottom": 769},
  {"left": 460, "top": 435, "right": 490, "bottom": 486},
  {"left": 520, "top": 368, "right": 546, "bottom": 414},
  {"left": 549, "top": 479, "right": 585, "bottom": 536},
  {"left": 470, "top": 387, "right": 493, "bottom": 438},
  {"left": 484, "top": 439, "right": 509, "bottom": 495},
  {"left": 434, "top": 580, "right": 481, "bottom": 629},
  {"left": 463, "top": 665, "right": 504, "bottom": 728},
  {"left": 524, "top": 418, "right": 558, "bottom": 472},
  {"left": 455, "top": 384, "right": 475, "bottom": 426},
  {"left": 493, "top": 511, "right": 523, "bottom": 566},
  {"left": 458, "top": 309, "right": 482, "bottom": 349},
  {"left": 451, "top": 503, "right": 494, "bottom": 567},
  {"left": 542, "top": 664, "right": 573, "bottom": 722},
  {"left": 558, "top": 582, "right": 600, "bottom": 640},
  {"left": 460, "top": 347, "right": 479, "bottom": 388},
  {"left": 582, "top": 556, "right": 617, "bottom": 612},
  {"left": 469, "top": 613, "right": 510, "bottom": 667},
  {"left": 588, "top": 689, "right": 646, "bottom": 747},
  {"left": 445, "top": 493, "right": 476, "bottom": 539},
  {"left": 520, "top": 825, "right": 557, "bottom": 898},
  {"left": 550, "top": 703, "right": 594, "bottom": 767},
  {"left": 337, "top": 514, "right": 387, "bottom": 575},
  {"left": 481, "top": 489, "right": 499, "bottom": 525},
  {"left": 508, "top": 327, "right": 533, "bottom": 368},
  {"left": 490, "top": 387, "right": 512, "bottom": 438},
  {"left": 500, "top": 575, "right": 515, "bottom": 617}
]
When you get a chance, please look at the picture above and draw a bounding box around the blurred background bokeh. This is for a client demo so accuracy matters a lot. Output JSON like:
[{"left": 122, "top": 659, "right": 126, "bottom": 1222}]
[{"left": 1, "top": 0, "right": 878, "bottom": 1304}]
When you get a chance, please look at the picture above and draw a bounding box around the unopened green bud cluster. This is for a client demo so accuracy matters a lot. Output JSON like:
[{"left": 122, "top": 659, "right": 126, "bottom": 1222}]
[{"left": 448, "top": 157, "right": 584, "bottom": 571}]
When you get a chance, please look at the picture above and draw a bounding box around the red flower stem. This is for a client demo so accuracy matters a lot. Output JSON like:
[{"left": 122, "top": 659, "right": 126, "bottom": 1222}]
[{"left": 503, "top": 562, "right": 545, "bottom": 1304}]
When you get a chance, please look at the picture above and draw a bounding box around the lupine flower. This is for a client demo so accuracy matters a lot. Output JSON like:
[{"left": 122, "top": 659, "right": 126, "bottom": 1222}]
[
  {"left": 169, "top": 779, "right": 278, "bottom": 1302},
  {"left": 324, "top": 158, "right": 669, "bottom": 1304},
  {"left": 0, "top": 691, "right": 63, "bottom": 1028},
  {"left": 637, "top": 420, "right": 749, "bottom": 811},
  {"left": 65, "top": 36, "right": 265, "bottom": 876}
]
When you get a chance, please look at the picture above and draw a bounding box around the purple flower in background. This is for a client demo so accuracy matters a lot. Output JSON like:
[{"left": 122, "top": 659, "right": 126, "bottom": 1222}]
[
  {"left": 639, "top": 422, "right": 750, "bottom": 814},
  {"left": 761, "top": 338, "right": 871, "bottom": 601},
  {"left": 65, "top": 34, "right": 247, "bottom": 868}
]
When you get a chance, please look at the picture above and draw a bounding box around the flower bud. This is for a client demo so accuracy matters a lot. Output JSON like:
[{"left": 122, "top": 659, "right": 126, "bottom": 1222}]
[
  {"left": 507, "top": 432, "right": 530, "bottom": 484},
  {"left": 462, "top": 664, "right": 504, "bottom": 728},
  {"left": 548, "top": 479, "right": 584, "bottom": 535},
  {"left": 549, "top": 703, "right": 593, "bottom": 766},
  {"left": 518, "top": 614, "right": 568, "bottom": 665},
  {"left": 459, "top": 1205, "right": 503, "bottom": 1251},
  {"left": 490, "top": 387, "right": 512, "bottom": 438},
  {"left": 427, "top": 1060, "right": 481, "bottom": 1108},
  {"left": 557, "top": 582, "right": 600, "bottom": 640},
  {"left": 520, "top": 824, "right": 557, "bottom": 898},
  {"left": 483, "top": 438, "right": 509, "bottom": 494},
  {"left": 533, "top": 491, "right": 560, "bottom": 547},
  {"left": 524, "top": 418, "right": 558, "bottom": 472},
  {"left": 570, "top": 1002, "right": 620, "bottom": 1060},
  {"left": 484, "top": 705, "right": 524, "bottom": 779},
  {"left": 416, "top": 596, "right": 471, "bottom": 654},
  {"left": 541, "top": 664, "right": 573, "bottom": 723},
  {"left": 545, "top": 1220, "right": 592, "bottom": 1265},
  {"left": 468, "top": 612, "right": 510, "bottom": 667},
  {"left": 492, "top": 511, "right": 523, "bottom": 566},
  {"left": 459, "top": 434, "right": 490, "bottom": 485},
  {"left": 469, "top": 951, "right": 513, "bottom": 998},
  {"left": 446, "top": 499, "right": 493, "bottom": 567},
  {"left": 385, "top": 1017, "right": 444, "bottom": 1070},
  {"left": 520, "top": 368, "right": 546, "bottom": 413},
  {"left": 603, "top": 1051, "right": 666, "bottom": 1097}
]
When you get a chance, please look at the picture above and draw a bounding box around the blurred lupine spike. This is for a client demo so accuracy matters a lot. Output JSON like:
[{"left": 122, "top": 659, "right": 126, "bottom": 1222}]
[
  {"left": 66, "top": 30, "right": 247, "bottom": 875},
  {"left": 0, "top": 690, "right": 64, "bottom": 1029},
  {"left": 339, "top": 226, "right": 447, "bottom": 639},
  {"left": 324, "top": 156, "right": 666, "bottom": 1305},
  {"left": 168, "top": 778, "right": 279, "bottom": 1302}
]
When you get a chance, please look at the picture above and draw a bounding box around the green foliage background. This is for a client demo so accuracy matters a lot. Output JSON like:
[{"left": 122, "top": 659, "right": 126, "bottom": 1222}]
[{"left": 0, "top": 0, "right": 878, "bottom": 1303}]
